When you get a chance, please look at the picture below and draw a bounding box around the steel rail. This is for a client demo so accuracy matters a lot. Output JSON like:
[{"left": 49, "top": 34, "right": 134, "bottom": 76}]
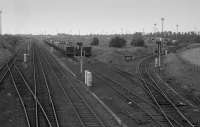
[
  {"left": 37, "top": 46, "right": 86, "bottom": 127},
  {"left": 7, "top": 64, "right": 31, "bottom": 127},
  {"left": 14, "top": 64, "right": 53, "bottom": 127},
  {"left": 0, "top": 49, "right": 23, "bottom": 84},
  {"left": 103, "top": 57, "right": 187, "bottom": 126},
  {"left": 145, "top": 60, "right": 195, "bottom": 127},
  {"left": 40, "top": 45, "right": 106, "bottom": 127},
  {"left": 152, "top": 67, "right": 199, "bottom": 108},
  {"left": 138, "top": 56, "right": 195, "bottom": 127},
  {"left": 38, "top": 54, "right": 60, "bottom": 127},
  {"left": 32, "top": 42, "right": 38, "bottom": 127},
  {"left": 33, "top": 44, "right": 57, "bottom": 127},
  {"left": 137, "top": 60, "right": 177, "bottom": 127},
  {"left": 93, "top": 71, "right": 163, "bottom": 127}
]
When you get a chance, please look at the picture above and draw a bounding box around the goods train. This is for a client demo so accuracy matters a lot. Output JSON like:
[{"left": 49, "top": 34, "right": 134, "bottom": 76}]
[{"left": 45, "top": 40, "right": 92, "bottom": 57}]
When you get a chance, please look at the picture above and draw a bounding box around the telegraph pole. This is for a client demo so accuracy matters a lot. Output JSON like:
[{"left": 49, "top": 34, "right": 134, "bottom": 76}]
[
  {"left": 157, "top": 39, "right": 161, "bottom": 68},
  {"left": 78, "top": 30, "right": 84, "bottom": 73},
  {"left": 176, "top": 24, "right": 179, "bottom": 40},
  {"left": 0, "top": 10, "right": 2, "bottom": 35},
  {"left": 80, "top": 46, "right": 83, "bottom": 73}
]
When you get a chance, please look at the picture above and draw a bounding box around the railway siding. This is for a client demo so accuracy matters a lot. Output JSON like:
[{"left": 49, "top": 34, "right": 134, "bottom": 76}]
[
  {"left": 138, "top": 56, "right": 197, "bottom": 127},
  {"left": 41, "top": 44, "right": 121, "bottom": 127},
  {"left": 44, "top": 40, "right": 165, "bottom": 126}
]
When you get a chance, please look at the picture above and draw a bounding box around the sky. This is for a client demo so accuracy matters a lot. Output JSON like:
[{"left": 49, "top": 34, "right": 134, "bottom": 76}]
[{"left": 0, "top": 0, "right": 200, "bottom": 34}]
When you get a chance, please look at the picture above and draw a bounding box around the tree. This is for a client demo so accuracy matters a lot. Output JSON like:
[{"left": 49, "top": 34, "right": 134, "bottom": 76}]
[
  {"left": 109, "top": 36, "right": 126, "bottom": 48},
  {"left": 91, "top": 37, "right": 99, "bottom": 46}
]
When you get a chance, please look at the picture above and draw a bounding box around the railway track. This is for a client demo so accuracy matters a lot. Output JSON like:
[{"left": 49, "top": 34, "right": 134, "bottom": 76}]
[
  {"left": 8, "top": 63, "right": 54, "bottom": 127},
  {"left": 38, "top": 44, "right": 107, "bottom": 127},
  {"left": 6, "top": 42, "right": 60, "bottom": 127},
  {"left": 152, "top": 68, "right": 200, "bottom": 108},
  {"left": 66, "top": 53, "right": 171, "bottom": 126},
  {"left": 87, "top": 61, "right": 191, "bottom": 127},
  {"left": 8, "top": 64, "right": 31, "bottom": 127},
  {"left": 0, "top": 49, "right": 23, "bottom": 85},
  {"left": 32, "top": 42, "right": 38, "bottom": 127},
  {"left": 112, "top": 55, "right": 200, "bottom": 126},
  {"left": 33, "top": 43, "right": 60, "bottom": 127},
  {"left": 0, "top": 59, "right": 14, "bottom": 85},
  {"left": 138, "top": 56, "right": 196, "bottom": 127},
  {"left": 43, "top": 40, "right": 198, "bottom": 126},
  {"left": 83, "top": 56, "right": 182, "bottom": 126},
  {"left": 92, "top": 70, "right": 165, "bottom": 126},
  {"left": 48, "top": 44, "right": 173, "bottom": 126}
]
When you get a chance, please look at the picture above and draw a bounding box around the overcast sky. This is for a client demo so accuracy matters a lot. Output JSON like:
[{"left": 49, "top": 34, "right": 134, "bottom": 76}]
[{"left": 0, "top": 0, "right": 200, "bottom": 34}]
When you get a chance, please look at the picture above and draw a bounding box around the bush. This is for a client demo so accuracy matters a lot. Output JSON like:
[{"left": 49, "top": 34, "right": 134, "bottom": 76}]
[
  {"left": 131, "top": 37, "right": 145, "bottom": 47},
  {"left": 0, "top": 35, "right": 23, "bottom": 52},
  {"left": 109, "top": 36, "right": 126, "bottom": 48},
  {"left": 91, "top": 37, "right": 99, "bottom": 46}
]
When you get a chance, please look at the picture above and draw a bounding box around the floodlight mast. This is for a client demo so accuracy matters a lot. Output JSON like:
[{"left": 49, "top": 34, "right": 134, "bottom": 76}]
[
  {"left": 161, "top": 17, "right": 165, "bottom": 38},
  {"left": 158, "top": 17, "right": 165, "bottom": 68}
]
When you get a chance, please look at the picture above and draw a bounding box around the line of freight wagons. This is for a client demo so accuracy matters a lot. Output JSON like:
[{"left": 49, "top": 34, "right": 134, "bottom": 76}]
[{"left": 45, "top": 40, "right": 92, "bottom": 57}]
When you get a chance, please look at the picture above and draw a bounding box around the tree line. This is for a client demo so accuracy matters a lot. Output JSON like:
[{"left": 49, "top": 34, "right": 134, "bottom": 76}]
[
  {"left": 91, "top": 32, "right": 145, "bottom": 48},
  {"left": 91, "top": 31, "right": 200, "bottom": 48}
]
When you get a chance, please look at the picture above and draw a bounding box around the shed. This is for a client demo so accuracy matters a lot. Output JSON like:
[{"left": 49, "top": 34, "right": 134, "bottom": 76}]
[{"left": 124, "top": 55, "right": 133, "bottom": 62}]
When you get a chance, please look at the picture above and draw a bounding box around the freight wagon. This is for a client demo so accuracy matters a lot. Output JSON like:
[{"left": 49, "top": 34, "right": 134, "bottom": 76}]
[
  {"left": 45, "top": 40, "right": 92, "bottom": 57},
  {"left": 75, "top": 46, "right": 92, "bottom": 57},
  {"left": 82, "top": 47, "right": 92, "bottom": 57},
  {"left": 65, "top": 46, "right": 76, "bottom": 56}
]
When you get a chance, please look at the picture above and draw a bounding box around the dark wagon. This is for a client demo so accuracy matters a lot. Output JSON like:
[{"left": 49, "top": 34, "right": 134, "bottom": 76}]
[
  {"left": 65, "top": 46, "right": 76, "bottom": 57},
  {"left": 75, "top": 46, "right": 92, "bottom": 57},
  {"left": 83, "top": 47, "right": 92, "bottom": 57}
]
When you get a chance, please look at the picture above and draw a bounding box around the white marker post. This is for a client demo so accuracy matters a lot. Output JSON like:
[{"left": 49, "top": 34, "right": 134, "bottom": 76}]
[
  {"left": 85, "top": 70, "right": 92, "bottom": 87},
  {"left": 165, "top": 50, "right": 168, "bottom": 55},
  {"left": 87, "top": 71, "right": 92, "bottom": 87},
  {"left": 155, "top": 57, "right": 158, "bottom": 68},
  {"left": 24, "top": 53, "right": 27, "bottom": 63}
]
